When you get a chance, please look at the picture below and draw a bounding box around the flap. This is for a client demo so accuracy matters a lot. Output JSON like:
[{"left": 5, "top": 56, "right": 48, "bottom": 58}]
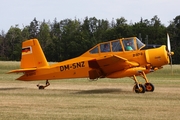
[{"left": 7, "top": 68, "right": 37, "bottom": 73}]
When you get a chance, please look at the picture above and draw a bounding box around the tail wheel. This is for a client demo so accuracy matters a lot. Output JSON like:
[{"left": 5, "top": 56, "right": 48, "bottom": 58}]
[
  {"left": 133, "top": 84, "right": 146, "bottom": 93},
  {"left": 144, "top": 83, "right": 154, "bottom": 92},
  {"left": 37, "top": 80, "right": 50, "bottom": 90},
  {"left": 38, "top": 85, "right": 45, "bottom": 89}
]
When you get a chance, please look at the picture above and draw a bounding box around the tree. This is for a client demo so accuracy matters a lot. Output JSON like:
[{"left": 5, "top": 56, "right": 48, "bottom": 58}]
[
  {"left": 93, "top": 19, "right": 111, "bottom": 42},
  {"left": 113, "top": 17, "right": 132, "bottom": 38},
  {"left": 167, "top": 15, "right": 180, "bottom": 64},
  {"left": 21, "top": 26, "right": 30, "bottom": 40},
  {"left": 59, "top": 19, "right": 83, "bottom": 60},
  {"left": 132, "top": 18, "right": 150, "bottom": 39},
  {"left": 0, "top": 30, "right": 6, "bottom": 60},
  {"left": 0, "top": 16, "right": 180, "bottom": 63},
  {"left": 49, "top": 18, "right": 62, "bottom": 61},
  {"left": 147, "top": 16, "right": 166, "bottom": 45},
  {"left": 5, "top": 26, "right": 23, "bottom": 60},
  {"left": 29, "top": 18, "right": 39, "bottom": 39},
  {"left": 37, "top": 20, "right": 52, "bottom": 61}
]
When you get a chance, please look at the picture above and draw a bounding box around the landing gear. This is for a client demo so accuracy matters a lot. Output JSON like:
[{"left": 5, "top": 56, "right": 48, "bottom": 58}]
[
  {"left": 37, "top": 80, "right": 50, "bottom": 89},
  {"left": 139, "top": 71, "right": 155, "bottom": 92},
  {"left": 144, "top": 83, "right": 154, "bottom": 92},
  {"left": 133, "top": 84, "right": 146, "bottom": 93},
  {"left": 132, "top": 72, "right": 155, "bottom": 93},
  {"left": 132, "top": 75, "right": 146, "bottom": 93}
]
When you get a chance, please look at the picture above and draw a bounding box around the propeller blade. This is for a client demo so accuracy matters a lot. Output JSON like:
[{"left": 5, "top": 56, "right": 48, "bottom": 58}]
[
  {"left": 167, "top": 33, "right": 173, "bottom": 74},
  {"left": 167, "top": 33, "right": 171, "bottom": 53}
]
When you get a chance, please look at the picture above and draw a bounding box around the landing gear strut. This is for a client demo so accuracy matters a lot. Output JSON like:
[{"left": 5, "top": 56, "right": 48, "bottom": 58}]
[
  {"left": 132, "top": 71, "right": 155, "bottom": 93},
  {"left": 139, "top": 72, "right": 155, "bottom": 92},
  {"left": 37, "top": 80, "right": 50, "bottom": 89},
  {"left": 132, "top": 75, "right": 146, "bottom": 93}
]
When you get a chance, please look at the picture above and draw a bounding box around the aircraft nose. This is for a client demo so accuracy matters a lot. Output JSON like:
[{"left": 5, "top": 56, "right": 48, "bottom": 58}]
[{"left": 145, "top": 45, "right": 170, "bottom": 67}]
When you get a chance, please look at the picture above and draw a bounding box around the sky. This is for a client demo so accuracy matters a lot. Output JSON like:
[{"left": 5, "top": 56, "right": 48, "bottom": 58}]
[{"left": 1, "top": 0, "right": 180, "bottom": 32}]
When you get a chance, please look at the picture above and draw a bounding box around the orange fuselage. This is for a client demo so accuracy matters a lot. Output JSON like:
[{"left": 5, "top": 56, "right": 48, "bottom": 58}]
[{"left": 17, "top": 45, "right": 169, "bottom": 81}]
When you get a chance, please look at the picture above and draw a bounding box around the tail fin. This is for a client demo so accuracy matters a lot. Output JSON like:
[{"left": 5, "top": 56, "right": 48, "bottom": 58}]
[{"left": 20, "top": 39, "right": 49, "bottom": 68}]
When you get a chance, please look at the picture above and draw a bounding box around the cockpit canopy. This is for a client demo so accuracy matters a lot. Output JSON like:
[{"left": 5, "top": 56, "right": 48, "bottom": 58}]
[{"left": 89, "top": 37, "right": 145, "bottom": 54}]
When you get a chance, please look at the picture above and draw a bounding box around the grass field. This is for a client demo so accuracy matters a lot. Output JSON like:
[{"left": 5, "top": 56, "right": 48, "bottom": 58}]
[{"left": 0, "top": 61, "right": 180, "bottom": 120}]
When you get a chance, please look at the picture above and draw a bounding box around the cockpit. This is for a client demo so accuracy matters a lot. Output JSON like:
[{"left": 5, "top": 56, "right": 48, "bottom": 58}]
[{"left": 89, "top": 37, "right": 145, "bottom": 54}]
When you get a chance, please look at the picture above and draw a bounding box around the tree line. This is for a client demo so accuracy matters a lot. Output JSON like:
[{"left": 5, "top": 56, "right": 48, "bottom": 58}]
[{"left": 0, "top": 15, "right": 180, "bottom": 63}]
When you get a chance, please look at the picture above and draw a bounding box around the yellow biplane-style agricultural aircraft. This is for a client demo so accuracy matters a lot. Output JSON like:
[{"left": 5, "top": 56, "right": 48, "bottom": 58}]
[{"left": 8, "top": 34, "right": 174, "bottom": 93}]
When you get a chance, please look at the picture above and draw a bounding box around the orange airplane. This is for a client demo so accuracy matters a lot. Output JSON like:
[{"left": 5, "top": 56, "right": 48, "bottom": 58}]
[{"left": 8, "top": 34, "right": 174, "bottom": 93}]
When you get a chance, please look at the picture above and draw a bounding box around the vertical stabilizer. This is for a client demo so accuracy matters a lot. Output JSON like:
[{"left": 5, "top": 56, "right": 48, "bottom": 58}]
[{"left": 20, "top": 39, "right": 49, "bottom": 68}]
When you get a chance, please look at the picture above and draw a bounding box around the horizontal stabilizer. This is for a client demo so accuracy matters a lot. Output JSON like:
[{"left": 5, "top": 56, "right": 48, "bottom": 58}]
[{"left": 7, "top": 68, "right": 37, "bottom": 73}]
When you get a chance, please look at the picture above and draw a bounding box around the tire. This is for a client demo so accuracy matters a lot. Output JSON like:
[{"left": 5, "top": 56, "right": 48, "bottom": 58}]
[
  {"left": 134, "top": 84, "right": 146, "bottom": 93},
  {"left": 144, "top": 83, "right": 154, "bottom": 92}
]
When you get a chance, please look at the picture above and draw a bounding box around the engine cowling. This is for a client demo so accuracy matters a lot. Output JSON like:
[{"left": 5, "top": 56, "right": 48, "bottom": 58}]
[{"left": 145, "top": 45, "right": 169, "bottom": 67}]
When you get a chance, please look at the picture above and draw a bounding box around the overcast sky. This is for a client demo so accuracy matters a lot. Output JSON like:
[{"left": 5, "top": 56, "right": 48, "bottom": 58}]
[{"left": 1, "top": 0, "right": 179, "bottom": 32}]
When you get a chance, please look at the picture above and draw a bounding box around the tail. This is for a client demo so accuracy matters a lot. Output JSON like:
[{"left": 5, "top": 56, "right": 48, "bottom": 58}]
[{"left": 20, "top": 39, "right": 49, "bottom": 68}]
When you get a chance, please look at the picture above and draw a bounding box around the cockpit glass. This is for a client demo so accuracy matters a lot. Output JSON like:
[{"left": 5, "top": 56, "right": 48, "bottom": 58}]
[
  {"left": 123, "top": 38, "right": 135, "bottom": 51},
  {"left": 136, "top": 37, "right": 145, "bottom": 49},
  {"left": 112, "top": 40, "right": 122, "bottom": 52},
  {"left": 100, "top": 43, "right": 110, "bottom": 52},
  {"left": 90, "top": 46, "right": 99, "bottom": 54},
  {"left": 89, "top": 37, "right": 145, "bottom": 54}
]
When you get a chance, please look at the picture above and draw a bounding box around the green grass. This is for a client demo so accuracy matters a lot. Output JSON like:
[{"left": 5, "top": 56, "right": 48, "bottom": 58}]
[{"left": 0, "top": 61, "right": 180, "bottom": 120}]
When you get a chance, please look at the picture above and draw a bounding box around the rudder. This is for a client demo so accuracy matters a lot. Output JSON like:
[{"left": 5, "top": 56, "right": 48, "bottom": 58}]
[{"left": 21, "top": 39, "right": 49, "bottom": 68}]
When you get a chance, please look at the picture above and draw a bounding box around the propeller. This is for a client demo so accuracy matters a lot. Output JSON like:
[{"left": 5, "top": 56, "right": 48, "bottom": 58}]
[
  {"left": 167, "top": 33, "right": 171, "bottom": 53},
  {"left": 167, "top": 33, "right": 174, "bottom": 74}
]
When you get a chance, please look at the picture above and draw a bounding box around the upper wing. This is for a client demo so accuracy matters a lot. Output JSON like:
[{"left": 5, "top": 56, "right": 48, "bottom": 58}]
[
  {"left": 7, "top": 68, "right": 37, "bottom": 73},
  {"left": 88, "top": 54, "right": 139, "bottom": 75}
]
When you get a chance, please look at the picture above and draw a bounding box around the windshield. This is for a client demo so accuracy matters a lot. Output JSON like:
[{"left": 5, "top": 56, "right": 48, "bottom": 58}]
[
  {"left": 136, "top": 37, "right": 145, "bottom": 50},
  {"left": 122, "top": 37, "right": 145, "bottom": 51}
]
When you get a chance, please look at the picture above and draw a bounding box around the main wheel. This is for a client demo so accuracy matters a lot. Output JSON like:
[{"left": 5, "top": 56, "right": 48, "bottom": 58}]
[
  {"left": 144, "top": 83, "right": 154, "bottom": 92},
  {"left": 134, "top": 84, "right": 146, "bottom": 93}
]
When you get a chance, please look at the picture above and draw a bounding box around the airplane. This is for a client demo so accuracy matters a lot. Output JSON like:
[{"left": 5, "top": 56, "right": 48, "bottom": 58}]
[{"left": 8, "top": 34, "right": 174, "bottom": 93}]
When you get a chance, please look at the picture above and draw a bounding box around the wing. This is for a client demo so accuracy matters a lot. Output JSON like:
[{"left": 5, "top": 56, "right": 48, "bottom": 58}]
[
  {"left": 7, "top": 68, "right": 37, "bottom": 73},
  {"left": 88, "top": 55, "right": 139, "bottom": 79}
]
